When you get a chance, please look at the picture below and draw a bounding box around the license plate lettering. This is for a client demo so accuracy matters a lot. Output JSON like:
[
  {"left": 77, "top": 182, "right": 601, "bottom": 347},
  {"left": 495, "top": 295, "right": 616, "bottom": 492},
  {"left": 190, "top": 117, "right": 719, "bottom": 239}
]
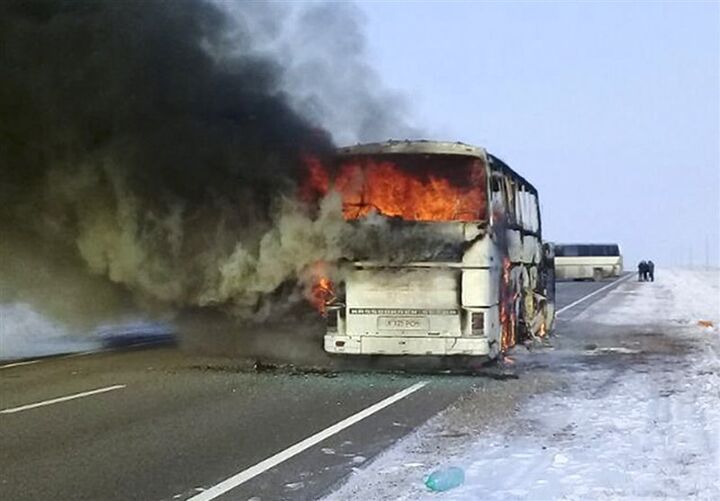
[{"left": 378, "top": 316, "right": 428, "bottom": 330}]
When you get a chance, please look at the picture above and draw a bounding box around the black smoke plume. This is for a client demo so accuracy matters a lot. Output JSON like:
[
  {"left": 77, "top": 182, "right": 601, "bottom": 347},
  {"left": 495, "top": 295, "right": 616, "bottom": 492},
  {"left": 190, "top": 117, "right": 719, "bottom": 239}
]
[
  {"left": 0, "top": 0, "right": 425, "bottom": 358},
  {"left": 0, "top": 0, "right": 349, "bottom": 324}
]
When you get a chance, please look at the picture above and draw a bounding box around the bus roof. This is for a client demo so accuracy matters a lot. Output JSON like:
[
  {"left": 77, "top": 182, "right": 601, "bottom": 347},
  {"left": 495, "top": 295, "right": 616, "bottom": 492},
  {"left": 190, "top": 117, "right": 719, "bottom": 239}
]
[
  {"left": 337, "top": 140, "right": 488, "bottom": 159},
  {"left": 336, "top": 140, "right": 538, "bottom": 194}
]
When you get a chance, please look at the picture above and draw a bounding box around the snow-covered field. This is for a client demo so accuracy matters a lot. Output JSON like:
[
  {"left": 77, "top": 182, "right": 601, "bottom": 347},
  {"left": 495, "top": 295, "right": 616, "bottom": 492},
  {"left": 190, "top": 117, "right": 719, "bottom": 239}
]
[
  {"left": 327, "top": 268, "right": 720, "bottom": 500},
  {"left": 0, "top": 303, "right": 173, "bottom": 361},
  {"left": 0, "top": 303, "right": 100, "bottom": 361}
]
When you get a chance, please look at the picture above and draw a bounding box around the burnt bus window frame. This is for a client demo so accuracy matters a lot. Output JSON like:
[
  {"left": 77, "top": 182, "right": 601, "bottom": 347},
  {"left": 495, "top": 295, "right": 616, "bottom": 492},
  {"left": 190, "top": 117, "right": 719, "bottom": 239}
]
[
  {"left": 487, "top": 153, "right": 541, "bottom": 238},
  {"left": 334, "top": 152, "right": 490, "bottom": 222}
]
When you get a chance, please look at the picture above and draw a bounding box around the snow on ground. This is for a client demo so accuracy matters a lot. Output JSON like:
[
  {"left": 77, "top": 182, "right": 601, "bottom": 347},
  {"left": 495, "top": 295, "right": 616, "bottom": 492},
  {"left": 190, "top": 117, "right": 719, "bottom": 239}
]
[
  {"left": 0, "top": 303, "right": 174, "bottom": 361},
  {"left": 579, "top": 268, "right": 720, "bottom": 328},
  {"left": 326, "top": 268, "right": 720, "bottom": 500},
  {"left": 0, "top": 303, "right": 100, "bottom": 361}
]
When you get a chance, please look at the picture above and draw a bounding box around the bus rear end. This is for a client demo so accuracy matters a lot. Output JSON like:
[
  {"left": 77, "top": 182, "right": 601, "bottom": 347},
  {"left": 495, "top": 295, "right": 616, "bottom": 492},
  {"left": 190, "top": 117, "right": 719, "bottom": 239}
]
[
  {"left": 303, "top": 141, "right": 496, "bottom": 358},
  {"left": 325, "top": 262, "right": 493, "bottom": 357}
]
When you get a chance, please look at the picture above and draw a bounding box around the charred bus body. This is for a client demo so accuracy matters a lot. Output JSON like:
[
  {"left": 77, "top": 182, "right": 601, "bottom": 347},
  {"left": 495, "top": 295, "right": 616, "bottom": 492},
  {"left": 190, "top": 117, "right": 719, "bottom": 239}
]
[{"left": 310, "top": 140, "right": 554, "bottom": 360}]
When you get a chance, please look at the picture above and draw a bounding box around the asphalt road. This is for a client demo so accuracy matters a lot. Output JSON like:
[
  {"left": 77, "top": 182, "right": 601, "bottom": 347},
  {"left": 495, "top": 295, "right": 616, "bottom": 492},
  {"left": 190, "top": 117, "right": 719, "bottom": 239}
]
[
  {"left": 555, "top": 273, "right": 632, "bottom": 316},
  {"left": 0, "top": 277, "right": 629, "bottom": 501}
]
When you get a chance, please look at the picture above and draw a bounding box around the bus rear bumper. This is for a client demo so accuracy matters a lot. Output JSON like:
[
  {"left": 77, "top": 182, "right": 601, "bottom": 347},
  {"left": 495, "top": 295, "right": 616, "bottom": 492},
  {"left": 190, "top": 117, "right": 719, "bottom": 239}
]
[{"left": 324, "top": 334, "right": 490, "bottom": 356}]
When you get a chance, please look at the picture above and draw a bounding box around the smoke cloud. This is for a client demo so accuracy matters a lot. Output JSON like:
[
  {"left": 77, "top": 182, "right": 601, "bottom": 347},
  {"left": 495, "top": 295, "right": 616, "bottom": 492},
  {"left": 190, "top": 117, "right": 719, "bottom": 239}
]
[
  {"left": 0, "top": 0, "right": 422, "bottom": 335},
  {"left": 222, "top": 1, "right": 422, "bottom": 145}
]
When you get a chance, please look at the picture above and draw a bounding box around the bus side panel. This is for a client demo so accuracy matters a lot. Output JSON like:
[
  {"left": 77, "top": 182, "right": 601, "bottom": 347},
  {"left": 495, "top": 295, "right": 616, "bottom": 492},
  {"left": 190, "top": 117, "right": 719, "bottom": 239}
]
[
  {"left": 461, "top": 237, "right": 497, "bottom": 307},
  {"left": 555, "top": 256, "right": 622, "bottom": 279},
  {"left": 507, "top": 230, "right": 523, "bottom": 263},
  {"left": 461, "top": 269, "right": 496, "bottom": 307},
  {"left": 521, "top": 235, "right": 541, "bottom": 264}
]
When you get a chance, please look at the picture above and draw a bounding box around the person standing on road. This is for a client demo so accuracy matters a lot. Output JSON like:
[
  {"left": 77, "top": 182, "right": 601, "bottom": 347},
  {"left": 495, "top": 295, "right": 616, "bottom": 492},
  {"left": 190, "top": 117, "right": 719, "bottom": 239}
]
[
  {"left": 638, "top": 260, "right": 647, "bottom": 281},
  {"left": 647, "top": 260, "right": 655, "bottom": 282}
]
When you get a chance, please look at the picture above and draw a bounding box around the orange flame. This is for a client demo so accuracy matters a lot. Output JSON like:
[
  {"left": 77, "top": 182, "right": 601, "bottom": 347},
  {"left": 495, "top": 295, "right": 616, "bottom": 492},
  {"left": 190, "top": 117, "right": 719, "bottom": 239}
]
[
  {"left": 310, "top": 277, "right": 335, "bottom": 315},
  {"left": 300, "top": 155, "right": 330, "bottom": 203},
  {"left": 302, "top": 155, "right": 487, "bottom": 222},
  {"left": 500, "top": 256, "right": 515, "bottom": 352},
  {"left": 305, "top": 262, "right": 336, "bottom": 315}
]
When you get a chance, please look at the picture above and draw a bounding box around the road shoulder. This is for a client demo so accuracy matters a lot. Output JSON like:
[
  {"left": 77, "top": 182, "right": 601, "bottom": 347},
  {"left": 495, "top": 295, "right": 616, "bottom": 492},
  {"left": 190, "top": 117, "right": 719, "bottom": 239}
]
[{"left": 324, "top": 268, "right": 720, "bottom": 500}]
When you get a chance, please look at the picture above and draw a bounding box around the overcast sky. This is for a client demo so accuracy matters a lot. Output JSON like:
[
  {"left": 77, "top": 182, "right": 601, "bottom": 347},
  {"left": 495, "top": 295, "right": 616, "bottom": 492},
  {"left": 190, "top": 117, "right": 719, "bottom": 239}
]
[{"left": 356, "top": 1, "right": 719, "bottom": 267}]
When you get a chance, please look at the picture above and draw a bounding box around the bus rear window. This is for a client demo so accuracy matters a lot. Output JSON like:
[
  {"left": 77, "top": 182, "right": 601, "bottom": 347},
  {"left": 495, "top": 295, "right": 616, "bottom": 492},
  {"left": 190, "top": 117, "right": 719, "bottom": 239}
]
[{"left": 304, "top": 154, "right": 488, "bottom": 222}]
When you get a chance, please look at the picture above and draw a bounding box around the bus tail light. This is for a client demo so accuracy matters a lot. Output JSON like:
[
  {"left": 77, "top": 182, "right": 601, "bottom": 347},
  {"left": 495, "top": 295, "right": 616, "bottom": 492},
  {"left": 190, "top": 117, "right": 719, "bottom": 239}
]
[
  {"left": 326, "top": 311, "right": 338, "bottom": 329},
  {"left": 471, "top": 312, "right": 484, "bottom": 335},
  {"left": 325, "top": 303, "right": 345, "bottom": 330}
]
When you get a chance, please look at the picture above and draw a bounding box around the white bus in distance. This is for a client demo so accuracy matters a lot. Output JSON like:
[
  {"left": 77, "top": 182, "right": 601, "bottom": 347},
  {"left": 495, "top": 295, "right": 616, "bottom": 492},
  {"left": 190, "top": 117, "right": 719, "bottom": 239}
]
[{"left": 554, "top": 243, "right": 623, "bottom": 281}]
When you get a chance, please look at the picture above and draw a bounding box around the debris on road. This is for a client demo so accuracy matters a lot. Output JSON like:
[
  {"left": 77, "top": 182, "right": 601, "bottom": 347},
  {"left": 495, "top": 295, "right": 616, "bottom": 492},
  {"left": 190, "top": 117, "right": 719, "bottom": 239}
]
[{"left": 425, "top": 466, "right": 465, "bottom": 492}]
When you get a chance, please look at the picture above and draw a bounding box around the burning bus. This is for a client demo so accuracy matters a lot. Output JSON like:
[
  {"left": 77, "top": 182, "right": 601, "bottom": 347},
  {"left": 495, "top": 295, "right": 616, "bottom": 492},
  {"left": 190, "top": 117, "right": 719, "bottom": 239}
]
[{"left": 304, "top": 140, "right": 555, "bottom": 360}]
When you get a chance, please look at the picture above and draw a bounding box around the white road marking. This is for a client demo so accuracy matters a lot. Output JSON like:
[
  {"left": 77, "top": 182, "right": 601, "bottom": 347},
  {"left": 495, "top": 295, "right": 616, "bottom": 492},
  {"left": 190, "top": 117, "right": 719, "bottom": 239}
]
[
  {"left": 187, "top": 381, "right": 429, "bottom": 501},
  {"left": 0, "top": 384, "right": 126, "bottom": 414},
  {"left": 556, "top": 273, "right": 634, "bottom": 317},
  {"left": 0, "top": 359, "right": 42, "bottom": 370}
]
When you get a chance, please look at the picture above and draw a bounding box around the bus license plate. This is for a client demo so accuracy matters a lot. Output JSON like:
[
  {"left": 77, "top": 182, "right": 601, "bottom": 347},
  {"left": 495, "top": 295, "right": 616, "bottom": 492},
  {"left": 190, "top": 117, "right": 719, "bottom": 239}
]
[{"left": 378, "top": 316, "right": 428, "bottom": 330}]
